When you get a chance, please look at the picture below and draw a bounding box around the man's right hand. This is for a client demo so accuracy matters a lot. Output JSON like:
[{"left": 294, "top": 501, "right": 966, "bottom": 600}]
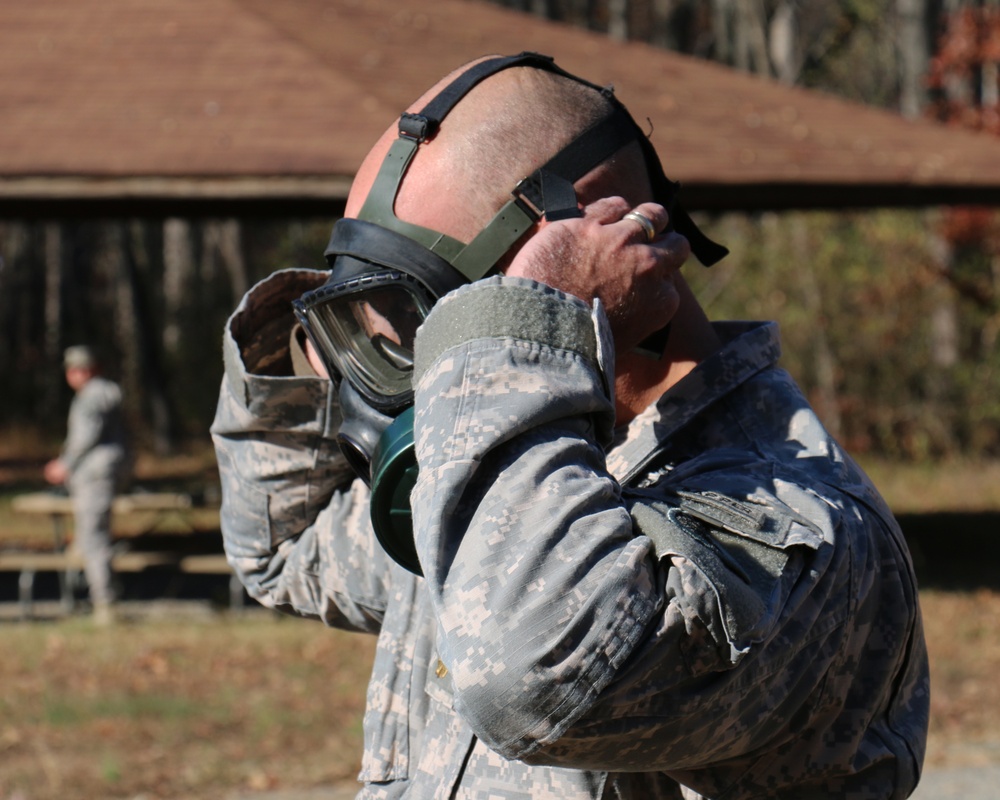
[{"left": 44, "top": 458, "right": 68, "bottom": 485}]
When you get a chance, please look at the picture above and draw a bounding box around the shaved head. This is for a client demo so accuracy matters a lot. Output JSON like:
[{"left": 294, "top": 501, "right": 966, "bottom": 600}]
[
  {"left": 326, "top": 55, "right": 714, "bottom": 426},
  {"left": 345, "top": 59, "right": 632, "bottom": 243}
]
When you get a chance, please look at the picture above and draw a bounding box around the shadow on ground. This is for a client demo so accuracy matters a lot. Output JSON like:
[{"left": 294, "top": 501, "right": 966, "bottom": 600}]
[
  {"left": 899, "top": 512, "right": 1000, "bottom": 590},
  {"left": 1, "top": 512, "right": 996, "bottom": 607}
]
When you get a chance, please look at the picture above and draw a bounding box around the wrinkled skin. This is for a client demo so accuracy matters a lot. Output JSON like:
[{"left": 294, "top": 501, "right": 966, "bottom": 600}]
[{"left": 506, "top": 197, "right": 690, "bottom": 355}]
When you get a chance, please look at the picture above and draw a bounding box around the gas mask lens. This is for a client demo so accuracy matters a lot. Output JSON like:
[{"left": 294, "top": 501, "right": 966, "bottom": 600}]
[
  {"left": 294, "top": 270, "right": 430, "bottom": 574},
  {"left": 294, "top": 271, "right": 435, "bottom": 412}
]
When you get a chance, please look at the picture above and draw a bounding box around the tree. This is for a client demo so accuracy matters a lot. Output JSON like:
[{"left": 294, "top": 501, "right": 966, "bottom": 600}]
[{"left": 922, "top": 2, "right": 1000, "bottom": 453}]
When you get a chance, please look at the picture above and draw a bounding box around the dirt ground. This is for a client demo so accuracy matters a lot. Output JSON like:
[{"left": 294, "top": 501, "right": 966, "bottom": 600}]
[{"left": 921, "top": 589, "right": 1000, "bottom": 769}]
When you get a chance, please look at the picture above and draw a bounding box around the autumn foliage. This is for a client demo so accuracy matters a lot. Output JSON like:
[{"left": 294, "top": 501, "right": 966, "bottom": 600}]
[{"left": 927, "top": 6, "right": 1000, "bottom": 248}]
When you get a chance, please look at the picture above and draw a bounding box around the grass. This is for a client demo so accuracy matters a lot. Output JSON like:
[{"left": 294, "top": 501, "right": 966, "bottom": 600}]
[
  {"left": 0, "top": 612, "right": 375, "bottom": 800},
  {"left": 0, "top": 591, "right": 994, "bottom": 799},
  {"left": 859, "top": 458, "right": 1000, "bottom": 514}
]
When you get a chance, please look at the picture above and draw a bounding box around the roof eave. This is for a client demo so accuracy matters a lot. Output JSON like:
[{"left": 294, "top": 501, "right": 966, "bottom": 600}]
[{"left": 3, "top": 175, "right": 1000, "bottom": 218}]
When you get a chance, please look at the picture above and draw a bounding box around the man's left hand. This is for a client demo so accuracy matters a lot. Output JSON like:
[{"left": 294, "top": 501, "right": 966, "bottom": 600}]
[{"left": 505, "top": 197, "right": 690, "bottom": 353}]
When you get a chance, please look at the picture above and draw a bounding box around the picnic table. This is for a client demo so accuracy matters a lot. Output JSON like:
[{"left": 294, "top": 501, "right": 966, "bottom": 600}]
[
  {"left": 3, "top": 490, "right": 242, "bottom": 617},
  {"left": 11, "top": 490, "right": 196, "bottom": 549}
]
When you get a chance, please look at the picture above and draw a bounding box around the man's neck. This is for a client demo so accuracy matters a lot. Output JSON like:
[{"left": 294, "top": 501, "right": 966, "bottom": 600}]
[{"left": 613, "top": 281, "right": 720, "bottom": 426}]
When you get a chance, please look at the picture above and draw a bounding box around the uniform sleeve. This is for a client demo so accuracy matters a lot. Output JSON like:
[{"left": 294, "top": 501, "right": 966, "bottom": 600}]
[
  {"left": 408, "top": 277, "right": 836, "bottom": 773},
  {"left": 210, "top": 269, "right": 396, "bottom": 632},
  {"left": 410, "top": 277, "right": 668, "bottom": 758}
]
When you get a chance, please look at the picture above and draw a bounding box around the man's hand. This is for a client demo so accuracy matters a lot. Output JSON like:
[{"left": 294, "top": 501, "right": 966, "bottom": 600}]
[
  {"left": 44, "top": 458, "right": 68, "bottom": 485},
  {"left": 505, "top": 197, "right": 691, "bottom": 354}
]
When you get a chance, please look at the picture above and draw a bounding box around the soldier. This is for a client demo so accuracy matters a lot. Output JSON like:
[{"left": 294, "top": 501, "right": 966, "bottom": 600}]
[
  {"left": 212, "top": 54, "right": 928, "bottom": 798},
  {"left": 45, "top": 345, "right": 129, "bottom": 624}
]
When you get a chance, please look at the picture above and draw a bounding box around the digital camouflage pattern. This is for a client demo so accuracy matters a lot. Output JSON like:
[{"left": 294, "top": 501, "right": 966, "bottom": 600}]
[
  {"left": 62, "top": 375, "right": 127, "bottom": 477},
  {"left": 212, "top": 269, "right": 929, "bottom": 799},
  {"left": 62, "top": 374, "right": 128, "bottom": 607}
]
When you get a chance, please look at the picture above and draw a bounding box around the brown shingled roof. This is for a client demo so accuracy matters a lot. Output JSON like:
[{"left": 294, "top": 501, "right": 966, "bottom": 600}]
[{"left": 4, "top": 0, "right": 1000, "bottom": 214}]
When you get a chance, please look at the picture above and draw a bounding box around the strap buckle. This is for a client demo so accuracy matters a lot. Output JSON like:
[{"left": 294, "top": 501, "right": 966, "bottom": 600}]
[{"left": 399, "top": 113, "right": 437, "bottom": 142}]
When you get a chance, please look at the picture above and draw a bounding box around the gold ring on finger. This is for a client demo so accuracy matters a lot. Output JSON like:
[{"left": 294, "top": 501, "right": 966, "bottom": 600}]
[{"left": 623, "top": 211, "right": 657, "bottom": 243}]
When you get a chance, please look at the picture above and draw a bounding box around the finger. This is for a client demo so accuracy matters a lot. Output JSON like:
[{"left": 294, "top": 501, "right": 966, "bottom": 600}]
[
  {"left": 657, "top": 230, "right": 692, "bottom": 265},
  {"left": 619, "top": 202, "right": 670, "bottom": 243},
  {"left": 580, "top": 196, "right": 632, "bottom": 224}
]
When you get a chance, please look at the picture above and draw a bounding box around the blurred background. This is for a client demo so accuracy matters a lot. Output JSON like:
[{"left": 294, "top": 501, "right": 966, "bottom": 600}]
[
  {"left": 2, "top": 1, "right": 1000, "bottom": 798},
  {"left": 6, "top": 0, "right": 1000, "bottom": 466}
]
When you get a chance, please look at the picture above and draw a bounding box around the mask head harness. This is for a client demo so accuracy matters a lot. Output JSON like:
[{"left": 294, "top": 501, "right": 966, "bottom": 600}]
[{"left": 293, "top": 52, "right": 727, "bottom": 574}]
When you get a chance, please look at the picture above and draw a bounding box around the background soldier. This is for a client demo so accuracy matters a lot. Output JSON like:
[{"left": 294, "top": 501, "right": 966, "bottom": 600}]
[{"left": 45, "top": 345, "right": 129, "bottom": 624}]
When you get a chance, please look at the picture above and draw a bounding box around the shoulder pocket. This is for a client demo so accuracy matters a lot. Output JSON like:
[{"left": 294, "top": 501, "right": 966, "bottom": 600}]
[{"left": 627, "top": 489, "right": 822, "bottom": 663}]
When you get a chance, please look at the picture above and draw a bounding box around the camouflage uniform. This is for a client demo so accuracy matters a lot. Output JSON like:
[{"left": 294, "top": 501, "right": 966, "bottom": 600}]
[
  {"left": 62, "top": 375, "right": 128, "bottom": 608},
  {"left": 212, "top": 269, "right": 929, "bottom": 799}
]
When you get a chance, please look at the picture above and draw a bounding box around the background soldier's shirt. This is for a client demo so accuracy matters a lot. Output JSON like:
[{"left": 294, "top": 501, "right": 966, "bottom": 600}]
[
  {"left": 212, "top": 269, "right": 929, "bottom": 800},
  {"left": 62, "top": 375, "right": 128, "bottom": 484}
]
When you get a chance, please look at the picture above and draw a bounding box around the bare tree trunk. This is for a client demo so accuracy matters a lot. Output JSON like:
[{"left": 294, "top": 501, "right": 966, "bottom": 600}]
[
  {"left": 931, "top": 293, "right": 961, "bottom": 367},
  {"left": 530, "top": 0, "right": 552, "bottom": 18},
  {"left": 101, "top": 223, "right": 141, "bottom": 437},
  {"left": 608, "top": 0, "right": 629, "bottom": 40},
  {"left": 769, "top": 0, "right": 798, "bottom": 84},
  {"left": 651, "top": 0, "right": 676, "bottom": 48},
  {"left": 43, "top": 223, "right": 63, "bottom": 420},
  {"left": 790, "top": 213, "right": 842, "bottom": 438},
  {"left": 928, "top": 231, "right": 960, "bottom": 368},
  {"left": 103, "top": 221, "right": 176, "bottom": 456},
  {"left": 0, "top": 223, "right": 30, "bottom": 370},
  {"left": 926, "top": 225, "right": 960, "bottom": 453},
  {"left": 733, "top": 0, "right": 772, "bottom": 75},
  {"left": 201, "top": 219, "right": 249, "bottom": 307},
  {"left": 897, "top": 0, "right": 931, "bottom": 117},
  {"left": 162, "top": 218, "right": 194, "bottom": 357},
  {"left": 560, "top": 0, "right": 581, "bottom": 27},
  {"left": 985, "top": 250, "right": 1000, "bottom": 353},
  {"left": 217, "top": 219, "right": 249, "bottom": 306},
  {"left": 982, "top": 60, "right": 998, "bottom": 108},
  {"left": 711, "top": 0, "right": 734, "bottom": 63}
]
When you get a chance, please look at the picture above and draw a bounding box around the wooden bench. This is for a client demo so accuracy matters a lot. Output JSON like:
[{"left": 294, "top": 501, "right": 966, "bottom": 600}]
[
  {"left": 11, "top": 491, "right": 193, "bottom": 515},
  {"left": 0, "top": 549, "right": 182, "bottom": 618},
  {"left": 5, "top": 492, "right": 243, "bottom": 618},
  {"left": 0, "top": 550, "right": 245, "bottom": 619},
  {"left": 179, "top": 554, "right": 245, "bottom": 610}
]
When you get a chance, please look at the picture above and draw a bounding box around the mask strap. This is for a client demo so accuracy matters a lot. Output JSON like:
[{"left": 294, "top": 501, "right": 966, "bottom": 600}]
[
  {"left": 357, "top": 52, "right": 575, "bottom": 263},
  {"left": 633, "top": 133, "right": 729, "bottom": 266},
  {"left": 357, "top": 137, "right": 468, "bottom": 262},
  {"left": 410, "top": 52, "right": 597, "bottom": 140},
  {"left": 358, "top": 50, "right": 729, "bottom": 283},
  {"left": 452, "top": 107, "right": 638, "bottom": 279}
]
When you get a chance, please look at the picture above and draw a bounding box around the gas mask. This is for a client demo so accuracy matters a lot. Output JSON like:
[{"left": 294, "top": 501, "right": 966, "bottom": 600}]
[{"left": 293, "top": 52, "right": 728, "bottom": 575}]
